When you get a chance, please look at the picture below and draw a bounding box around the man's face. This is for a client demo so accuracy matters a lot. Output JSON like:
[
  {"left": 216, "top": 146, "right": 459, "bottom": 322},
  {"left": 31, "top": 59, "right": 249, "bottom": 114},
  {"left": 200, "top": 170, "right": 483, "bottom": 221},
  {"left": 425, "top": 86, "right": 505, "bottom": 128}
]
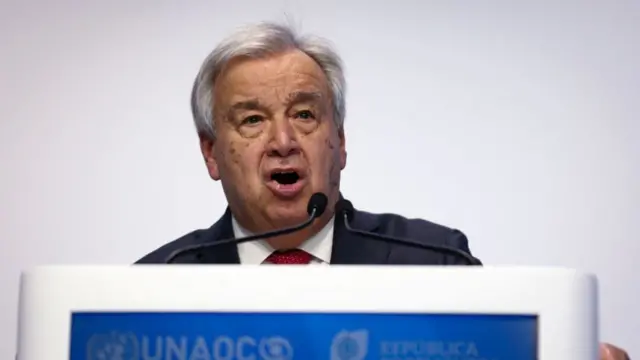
[{"left": 200, "top": 49, "right": 346, "bottom": 235}]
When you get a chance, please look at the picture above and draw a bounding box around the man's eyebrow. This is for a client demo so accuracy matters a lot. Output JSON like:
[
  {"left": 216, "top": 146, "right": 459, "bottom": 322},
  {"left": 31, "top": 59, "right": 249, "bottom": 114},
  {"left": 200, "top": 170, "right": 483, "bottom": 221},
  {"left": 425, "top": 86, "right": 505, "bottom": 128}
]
[
  {"left": 286, "top": 91, "right": 323, "bottom": 105},
  {"left": 225, "top": 92, "right": 323, "bottom": 118}
]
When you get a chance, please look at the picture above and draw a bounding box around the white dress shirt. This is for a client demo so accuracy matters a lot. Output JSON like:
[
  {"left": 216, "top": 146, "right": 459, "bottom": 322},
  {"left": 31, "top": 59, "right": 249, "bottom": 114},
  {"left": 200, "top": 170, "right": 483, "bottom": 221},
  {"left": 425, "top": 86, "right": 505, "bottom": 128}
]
[{"left": 232, "top": 216, "right": 334, "bottom": 265}]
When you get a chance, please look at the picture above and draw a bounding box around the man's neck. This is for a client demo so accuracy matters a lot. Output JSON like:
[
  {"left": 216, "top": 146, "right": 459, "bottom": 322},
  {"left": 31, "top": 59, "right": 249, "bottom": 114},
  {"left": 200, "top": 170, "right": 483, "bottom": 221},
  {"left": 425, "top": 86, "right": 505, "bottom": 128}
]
[{"left": 231, "top": 211, "right": 334, "bottom": 250}]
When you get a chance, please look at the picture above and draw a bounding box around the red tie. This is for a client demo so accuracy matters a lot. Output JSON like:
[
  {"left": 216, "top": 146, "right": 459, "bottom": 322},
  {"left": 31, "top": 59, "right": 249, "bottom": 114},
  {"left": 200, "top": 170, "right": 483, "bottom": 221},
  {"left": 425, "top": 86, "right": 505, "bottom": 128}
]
[{"left": 266, "top": 249, "right": 313, "bottom": 264}]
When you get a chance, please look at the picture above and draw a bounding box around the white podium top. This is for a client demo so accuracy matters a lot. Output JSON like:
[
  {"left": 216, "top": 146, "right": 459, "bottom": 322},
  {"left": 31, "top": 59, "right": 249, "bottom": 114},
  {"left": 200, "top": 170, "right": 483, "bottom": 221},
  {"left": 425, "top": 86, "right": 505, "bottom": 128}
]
[{"left": 17, "top": 265, "right": 598, "bottom": 360}]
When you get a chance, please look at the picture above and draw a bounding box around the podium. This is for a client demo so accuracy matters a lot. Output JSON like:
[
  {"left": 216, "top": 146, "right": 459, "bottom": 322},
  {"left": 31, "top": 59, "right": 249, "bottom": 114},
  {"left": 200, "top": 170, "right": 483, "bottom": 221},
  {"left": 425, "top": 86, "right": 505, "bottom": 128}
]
[{"left": 17, "top": 265, "right": 598, "bottom": 360}]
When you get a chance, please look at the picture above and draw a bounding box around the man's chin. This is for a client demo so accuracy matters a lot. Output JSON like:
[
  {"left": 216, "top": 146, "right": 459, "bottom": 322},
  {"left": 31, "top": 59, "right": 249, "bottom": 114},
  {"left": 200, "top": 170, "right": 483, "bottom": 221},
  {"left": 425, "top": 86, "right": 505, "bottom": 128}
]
[
  {"left": 265, "top": 204, "right": 309, "bottom": 226},
  {"left": 270, "top": 209, "right": 309, "bottom": 224}
]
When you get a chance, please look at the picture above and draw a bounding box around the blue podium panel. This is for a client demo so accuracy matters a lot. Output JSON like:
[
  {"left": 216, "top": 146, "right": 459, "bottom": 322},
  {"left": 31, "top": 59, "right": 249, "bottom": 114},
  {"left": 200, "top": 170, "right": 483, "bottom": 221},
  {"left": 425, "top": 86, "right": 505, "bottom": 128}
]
[{"left": 70, "top": 312, "right": 537, "bottom": 360}]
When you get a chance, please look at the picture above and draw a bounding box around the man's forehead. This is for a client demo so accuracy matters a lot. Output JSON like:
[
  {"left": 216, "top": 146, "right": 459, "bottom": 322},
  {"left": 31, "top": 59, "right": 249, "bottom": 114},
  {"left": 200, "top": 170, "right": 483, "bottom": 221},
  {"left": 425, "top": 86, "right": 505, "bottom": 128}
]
[
  {"left": 216, "top": 51, "right": 330, "bottom": 98},
  {"left": 226, "top": 90, "right": 326, "bottom": 110},
  {"left": 221, "top": 73, "right": 329, "bottom": 97}
]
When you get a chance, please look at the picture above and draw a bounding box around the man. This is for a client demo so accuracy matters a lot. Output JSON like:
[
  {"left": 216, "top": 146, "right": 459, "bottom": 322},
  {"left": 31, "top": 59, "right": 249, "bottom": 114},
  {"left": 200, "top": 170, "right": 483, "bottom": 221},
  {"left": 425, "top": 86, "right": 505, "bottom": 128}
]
[{"left": 136, "top": 22, "right": 629, "bottom": 359}]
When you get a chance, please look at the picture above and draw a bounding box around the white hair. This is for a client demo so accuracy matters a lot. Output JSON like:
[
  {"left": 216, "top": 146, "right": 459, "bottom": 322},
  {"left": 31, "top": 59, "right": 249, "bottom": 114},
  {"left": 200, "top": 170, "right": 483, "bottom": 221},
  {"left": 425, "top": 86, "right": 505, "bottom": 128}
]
[{"left": 190, "top": 22, "right": 347, "bottom": 140}]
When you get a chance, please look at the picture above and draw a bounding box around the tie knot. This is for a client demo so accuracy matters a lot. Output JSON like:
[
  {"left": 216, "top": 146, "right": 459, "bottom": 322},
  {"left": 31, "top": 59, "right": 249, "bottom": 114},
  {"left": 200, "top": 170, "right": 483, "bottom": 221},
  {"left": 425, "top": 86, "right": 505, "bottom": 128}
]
[{"left": 266, "top": 249, "right": 312, "bottom": 264}]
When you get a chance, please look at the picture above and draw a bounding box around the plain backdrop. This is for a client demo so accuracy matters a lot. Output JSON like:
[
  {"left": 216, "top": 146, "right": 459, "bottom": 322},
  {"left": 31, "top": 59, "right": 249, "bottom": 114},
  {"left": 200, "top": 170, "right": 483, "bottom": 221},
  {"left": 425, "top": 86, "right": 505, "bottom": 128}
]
[{"left": 1, "top": 0, "right": 638, "bottom": 358}]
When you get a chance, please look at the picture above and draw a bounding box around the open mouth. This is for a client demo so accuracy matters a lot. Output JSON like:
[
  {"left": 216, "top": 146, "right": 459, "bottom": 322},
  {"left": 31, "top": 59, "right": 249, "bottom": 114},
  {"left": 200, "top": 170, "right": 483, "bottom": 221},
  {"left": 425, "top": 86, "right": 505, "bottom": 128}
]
[{"left": 270, "top": 171, "right": 301, "bottom": 185}]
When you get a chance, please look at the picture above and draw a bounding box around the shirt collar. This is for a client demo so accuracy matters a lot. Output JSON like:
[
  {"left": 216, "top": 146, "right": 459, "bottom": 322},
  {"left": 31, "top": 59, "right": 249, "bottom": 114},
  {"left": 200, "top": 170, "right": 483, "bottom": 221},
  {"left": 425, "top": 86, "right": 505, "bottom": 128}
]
[{"left": 231, "top": 216, "right": 334, "bottom": 264}]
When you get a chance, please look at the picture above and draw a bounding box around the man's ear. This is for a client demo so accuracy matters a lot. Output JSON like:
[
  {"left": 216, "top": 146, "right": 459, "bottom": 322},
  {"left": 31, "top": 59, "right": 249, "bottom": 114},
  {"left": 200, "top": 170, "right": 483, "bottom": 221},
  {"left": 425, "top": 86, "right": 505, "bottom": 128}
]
[
  {"left": 199, "top": 135, "right": 220, "bottom": 181},
  {"left": 338, "top": 128, "right": 347, "bottom": 170}
]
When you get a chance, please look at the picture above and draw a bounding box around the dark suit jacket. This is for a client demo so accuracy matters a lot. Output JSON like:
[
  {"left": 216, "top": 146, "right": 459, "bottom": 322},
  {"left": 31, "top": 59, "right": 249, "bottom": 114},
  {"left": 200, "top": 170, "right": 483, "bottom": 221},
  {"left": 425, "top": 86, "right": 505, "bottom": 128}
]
[{"left": 136, "top": 199, "right": 478, "bottom": 265}]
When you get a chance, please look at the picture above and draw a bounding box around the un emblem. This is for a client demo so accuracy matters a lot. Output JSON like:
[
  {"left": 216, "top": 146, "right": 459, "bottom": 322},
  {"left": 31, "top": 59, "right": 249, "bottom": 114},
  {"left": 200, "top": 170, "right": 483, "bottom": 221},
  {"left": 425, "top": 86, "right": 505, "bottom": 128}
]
[
  {"left": 258, "top": 336, "right": 294, "bottom": 360},
  {"left": 86, "top": 331, "right": 139, "bottom": 360},
  {"left": 331, "top": 329, "right": 369, "bottom": 360}
]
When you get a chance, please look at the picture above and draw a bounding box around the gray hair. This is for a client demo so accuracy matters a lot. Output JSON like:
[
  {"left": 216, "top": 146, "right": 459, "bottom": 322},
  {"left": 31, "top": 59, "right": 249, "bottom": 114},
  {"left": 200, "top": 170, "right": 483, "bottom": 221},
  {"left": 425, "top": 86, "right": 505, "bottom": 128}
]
[{"left": 190, "top": 22, "right": 347, "bottom": 140}]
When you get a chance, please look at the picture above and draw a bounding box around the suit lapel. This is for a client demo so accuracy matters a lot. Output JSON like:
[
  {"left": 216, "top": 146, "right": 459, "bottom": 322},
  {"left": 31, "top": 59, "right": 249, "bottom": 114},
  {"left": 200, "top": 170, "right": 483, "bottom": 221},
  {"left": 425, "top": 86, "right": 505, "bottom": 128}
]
[
  {"left": 330, "top": 203, "right": 392, "bottom": 264},
  {"left": 197, "top": 207, "right": 241, "bottom": 264},
  {"left": 196, "top": 197, "right": 390, "bottom": 265}
]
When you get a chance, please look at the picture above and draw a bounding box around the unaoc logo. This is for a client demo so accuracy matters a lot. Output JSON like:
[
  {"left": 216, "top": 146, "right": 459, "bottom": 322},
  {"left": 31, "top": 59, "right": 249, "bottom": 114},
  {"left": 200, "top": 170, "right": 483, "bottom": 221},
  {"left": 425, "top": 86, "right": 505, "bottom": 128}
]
[{"left": 86, "top": 332, "right": 139, "bottom": 360}]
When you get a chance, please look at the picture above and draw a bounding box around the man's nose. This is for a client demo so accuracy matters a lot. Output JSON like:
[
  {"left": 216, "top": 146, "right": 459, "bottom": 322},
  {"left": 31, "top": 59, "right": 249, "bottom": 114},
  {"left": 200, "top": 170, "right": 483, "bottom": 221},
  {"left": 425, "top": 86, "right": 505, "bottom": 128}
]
[{"left": 267, "top": 118, "right": 301, "bottom": 157}]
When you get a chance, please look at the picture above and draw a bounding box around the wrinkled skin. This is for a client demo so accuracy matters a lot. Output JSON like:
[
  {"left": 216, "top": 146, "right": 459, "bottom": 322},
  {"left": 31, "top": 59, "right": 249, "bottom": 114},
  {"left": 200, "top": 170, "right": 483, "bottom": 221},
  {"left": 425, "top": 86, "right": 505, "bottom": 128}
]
[{"left": 200, "top": 49, "right": 346, "bottom": 249}]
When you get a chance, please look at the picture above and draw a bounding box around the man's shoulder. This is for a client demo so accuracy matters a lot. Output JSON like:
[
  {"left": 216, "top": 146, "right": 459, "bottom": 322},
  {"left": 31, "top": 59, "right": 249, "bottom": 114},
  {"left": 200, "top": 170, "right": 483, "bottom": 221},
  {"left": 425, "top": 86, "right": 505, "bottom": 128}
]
[
  {"left": 362, "top": 209, "right": 458, "bottom": 236},
  {"left": 355, "top": 208, "right": 474, "bottom": 263},
  {"left": 134, "top": 207, "right": 475, "bottom": 265},
  {"left": 134, "top": 228, "right": 209, "bottom": 264}
]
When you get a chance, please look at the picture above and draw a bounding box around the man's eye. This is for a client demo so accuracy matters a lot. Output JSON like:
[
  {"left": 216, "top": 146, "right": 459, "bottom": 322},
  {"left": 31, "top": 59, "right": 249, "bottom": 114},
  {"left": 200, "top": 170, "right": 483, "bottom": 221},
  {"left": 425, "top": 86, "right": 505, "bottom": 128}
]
[
  {"left": 294, "top": 110, "right": 315, "bottom": 120},
  {"left": 242, "top": 115, "right": 263, "bottom": 125}
]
